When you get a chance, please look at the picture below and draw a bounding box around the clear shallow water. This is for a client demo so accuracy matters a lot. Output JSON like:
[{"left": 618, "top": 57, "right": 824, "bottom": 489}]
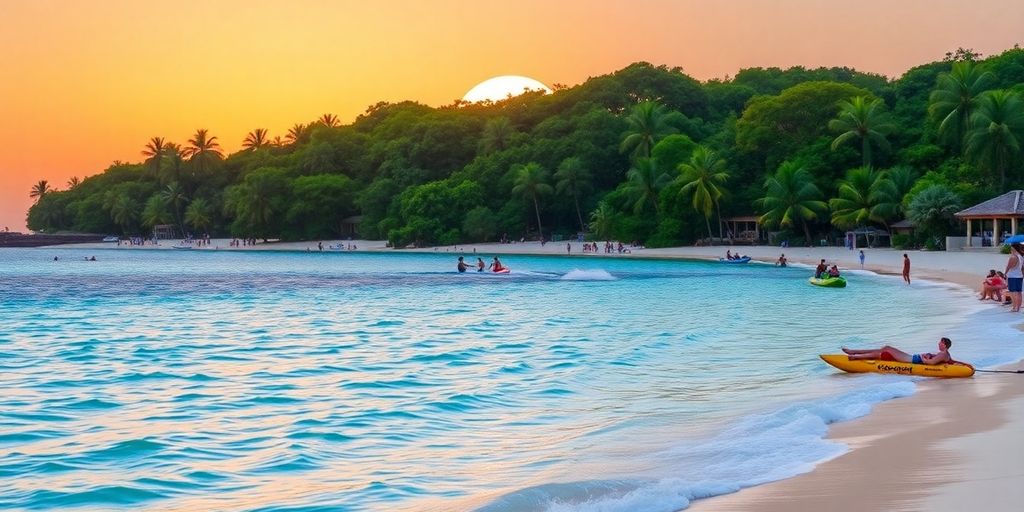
[{"left": 0, "top": 248, "right": 1018, "bottom": 512}]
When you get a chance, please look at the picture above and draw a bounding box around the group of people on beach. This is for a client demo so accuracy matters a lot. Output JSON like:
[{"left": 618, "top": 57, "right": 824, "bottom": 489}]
[
  {"left": 982, "top": 242, "right": 1024, "bottom": 312},
  {"left": 456, "top": 256, "right": 506, "bottom": 273}
]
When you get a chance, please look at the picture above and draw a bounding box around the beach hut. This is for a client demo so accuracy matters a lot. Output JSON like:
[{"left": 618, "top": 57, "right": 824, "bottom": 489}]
[
  {"left": 890, "top": 219, "right": 915, "bottom": 236},
  {"left": 721, "top": 216, "right": 762, "bottom": 244},
  {"left": 954, "top": 190, "right": 1024, "bottom": 247}
]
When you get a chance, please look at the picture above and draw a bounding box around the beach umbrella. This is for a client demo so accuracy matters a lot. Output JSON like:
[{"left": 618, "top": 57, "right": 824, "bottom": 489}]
[{"left": 1004, "top": 234, "right": 1024, "bottom": 244}]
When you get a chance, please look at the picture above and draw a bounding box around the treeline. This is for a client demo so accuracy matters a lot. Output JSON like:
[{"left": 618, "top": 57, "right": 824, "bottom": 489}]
[{"left": 27, "top": 47, "right": 1024, "bottom": 248}]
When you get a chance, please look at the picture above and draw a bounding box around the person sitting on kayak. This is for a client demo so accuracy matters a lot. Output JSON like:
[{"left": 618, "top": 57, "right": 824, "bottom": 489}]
[
  {"left": 726, "top": 250, "right": 734, "bottom": 260},
  {"left": 457, "top": 256, "right": 470, "bottom": 273},
  {"left": 815, "top": 259, "right": 827, "bottom": 278},
  {"left": 841, "top": 337, "right": 954, "bottom": 365},
  {"left": 489, "top": 256, "right": 506, "bottom": 273},
  {"left": 476, "top": 257, "right": 486, "bottom": 272},
  {"left": 827, "top": 265, "right": 841, "bottom": 278}
]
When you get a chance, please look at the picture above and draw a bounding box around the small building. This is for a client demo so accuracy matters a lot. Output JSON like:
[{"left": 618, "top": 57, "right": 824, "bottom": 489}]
[
  {"left": 890, "top": 219, "right": 915, "bottom": 236},
  {"left": 954, "top": 190, "right": 1024, "bottom": 247},
  {"left": 721, "top": 216, "right": 762, "bottom": 244},
  {"left": 340, "top": 215, "right": 363, "bottom": 238},
  {"left": 152, "top": 224, "right": 176, "bottom": 240}
]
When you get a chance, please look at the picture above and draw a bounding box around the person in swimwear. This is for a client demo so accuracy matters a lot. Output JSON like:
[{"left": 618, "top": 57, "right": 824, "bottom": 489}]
[
  {"left": 488, "top": 256, "right": 507, "bottom": 272},
  {"left": 827, "top": 265, "right": 841, "bottom": 277},
  {"left": 841, "top": 337, "right": 953, "bottom": 365},
  {"left": 814, "top": 259, "right": 827, "bottom": 278},
  {"left": 476, "top": 257, "right": 485, "bottom": 272},
  {"left": 456, "top": 256, "right": 470, "bottom": 273}
]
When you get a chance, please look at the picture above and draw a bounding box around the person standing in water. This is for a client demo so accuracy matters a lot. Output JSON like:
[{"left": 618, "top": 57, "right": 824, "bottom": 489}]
[
  {"left": 457, "top": 256, "right": 470, "bottom": 273},
  {"left": 859, "top": 250, "right": 865, "bottom": 268},
  {"left": 902, "top": 253, "right": 911, "bottom": 284},
  {"left": 476, "top": 257, "right": 485, "bottom": 272}
]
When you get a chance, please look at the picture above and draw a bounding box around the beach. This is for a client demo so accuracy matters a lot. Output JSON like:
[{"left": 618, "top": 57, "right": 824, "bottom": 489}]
[{"left": 36, "top": 239, "right": 1024, "bottom": 510}]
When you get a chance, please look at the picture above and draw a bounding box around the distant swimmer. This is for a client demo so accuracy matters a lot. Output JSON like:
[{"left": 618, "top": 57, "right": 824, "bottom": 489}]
[
  {"left": 842, "top": 337, "right": 955, "bottom": 365},
  {"left": 476, "top": 257, "right": 485, "bottom": 272},
  {"left": 489, "top": 256, "right": 506, "bottom": 273},
  {"left": 776, "top": 254, "right": 787, "bottom": 267},
  {"left": 457, "top": 256, "right": 470, "bottom": 273}
]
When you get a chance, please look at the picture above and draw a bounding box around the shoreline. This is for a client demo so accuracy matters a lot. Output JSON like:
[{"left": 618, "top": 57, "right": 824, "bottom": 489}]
[{"left": 27, "top": 240, "right": 1024, "bottom": 510}]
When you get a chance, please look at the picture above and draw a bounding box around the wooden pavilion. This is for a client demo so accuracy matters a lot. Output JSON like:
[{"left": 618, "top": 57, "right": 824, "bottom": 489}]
[{"left": 954, "top": 190, "right": 1024, "bottom": 247}]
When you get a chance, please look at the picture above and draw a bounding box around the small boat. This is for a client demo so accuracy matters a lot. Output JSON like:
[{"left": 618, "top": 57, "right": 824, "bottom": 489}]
[
  {"left": 171, "top": 244, "right": 193, "bottom": 250},
  {"left": 492, "top": 268, "right": 510, "bottom": 274},
  {"left": 719, "top": 256, "right": 751, "bottom": 264},
  {"left": 820, "top": 354, "right": 974, "bottom": 378},
  {"left": 102, "top": 236, "right": 119, "bottom": 243},
  {"left": 809, "top": 276, "right": 846, "bottom": 287}
]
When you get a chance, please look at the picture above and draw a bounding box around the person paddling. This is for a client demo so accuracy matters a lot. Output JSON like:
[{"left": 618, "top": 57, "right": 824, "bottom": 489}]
[{"left": 842, "top": 337, "right": 955, "bottom": 365}]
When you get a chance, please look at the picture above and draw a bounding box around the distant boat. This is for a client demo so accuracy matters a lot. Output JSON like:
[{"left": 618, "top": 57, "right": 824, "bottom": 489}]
[
  {"left": 719, "top": 256, "right": 751, "bottom": 264},
  {"left": 102, "top": 236, "right": 119, "bottom": 242},
  {"left": 171, "top": 244, "right": 193, "bottom": 250}
]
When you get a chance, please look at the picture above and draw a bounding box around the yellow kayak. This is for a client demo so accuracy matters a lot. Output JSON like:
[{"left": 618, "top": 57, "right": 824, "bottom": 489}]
[{"left": 820, "top": 354, "right": 974, "bottom": 378}]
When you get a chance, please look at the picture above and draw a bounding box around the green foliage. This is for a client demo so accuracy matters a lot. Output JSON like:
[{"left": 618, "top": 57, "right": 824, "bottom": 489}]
[
  {"left": 677, "top": 146, "right": 729, "bottom": 238},
  {"left": 756, "top": 161, "right": 828, "bottom": 243},
  {"left": 829, "top": 96, "right": 895, "bottom": 167},
  {"left": 828, "top": 167, "right": 899, "bottom": 229},
  {"left": 907, "top": 185, "right": 962, "bottom": 238},
  {"left": 965, "top": 89, "right": 1024, "bottom": 188}
]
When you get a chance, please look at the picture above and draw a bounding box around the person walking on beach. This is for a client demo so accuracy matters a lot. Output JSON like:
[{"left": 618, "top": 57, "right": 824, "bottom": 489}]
[
  {"left": 859, "top": 250, "right": 865, "bottom": 268},
  {"left": 902, "top": 254, "right": 911, "bottom": 284},
  {"left": 1005, "top": 243, "right": 1024, "bottom": 312}
]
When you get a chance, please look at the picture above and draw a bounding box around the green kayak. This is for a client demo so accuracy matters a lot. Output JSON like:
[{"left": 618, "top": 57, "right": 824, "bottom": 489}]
[{"left": 809, "top": 276, "right": 847, "bottom": 288}]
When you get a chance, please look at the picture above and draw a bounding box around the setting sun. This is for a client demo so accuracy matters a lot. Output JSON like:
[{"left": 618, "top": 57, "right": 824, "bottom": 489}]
[{"left": 462, "top": 75, "right": 552, "bottom": 103}]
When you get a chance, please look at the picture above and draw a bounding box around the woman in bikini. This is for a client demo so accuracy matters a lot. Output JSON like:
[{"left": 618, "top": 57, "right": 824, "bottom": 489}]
[{"left": 841, "top": 337, "right": 953, "bottom": 365}]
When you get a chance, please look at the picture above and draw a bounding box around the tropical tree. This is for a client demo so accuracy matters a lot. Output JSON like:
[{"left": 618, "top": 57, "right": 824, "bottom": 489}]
[
  {"left": 183, "top": 129, "right": 223, "bottom": 174},
  {"left": 929, "top": 60, "right": 997, "bottom": 150},
  {"left": 161, "top": 143, "right": 186, "bottom": 185},
  {"left": 185, "top": 198, "right": 213, "bottom": 234},
  {"left": 624, "top": 157, "right": 669, "bottom": 214},
  {"left": 907, "top": 185, "right": 962, "bottom": 238},
  {"left": 829, "top": 167, "right": 899, "bottom": 229},
  {"left": 554, "top": 157, "right": 593, "bottom": 231},
  {"left": 965, "top": 90, "right": 1024, "bottom": 189},
  {"left": 29, "top": 180, "right": 50, "bottom": 202},
  {"left": 829, "top": 96, "right": 894, "bottom": 167},
  {"left": 141, "top": 194, "right": 172, "bottom": 229},
  {"left": 242, "top": 129, "right": 269, "bottom": 151},
  {"left": 756, "top": 162, "right": 829, "bottom": 243},
  {"left": 677, "top": 146, "right": 729, "bottom": 239},
  {"left": 161, "top": 182, "right": 189, "bottom": 234},
  {"left": 141, "top": 137, "right": 167, "bottom": 173},
  {"left": 285, "top": 123, "right": 308, "bottom": 145},
  {"left": 619, "top": 101, "right": 680, "bottom": 159},
  {"left": 66, "top": 176, "right": 81, "bottom": 189},
  {"left": 319, "top": 114, "right": 340, "bottom": 128},
  {"left": 588, "top": 202, "right": 616, "bottom": 240},
  {"left": 480, "top": 117, "right": 515, "bottom": 154},
  {"left": 110, "top": 194, "right": 140, "bottom": 234},
  {"left": 510, "top": 162, "right": 553, "bottom": 240}
]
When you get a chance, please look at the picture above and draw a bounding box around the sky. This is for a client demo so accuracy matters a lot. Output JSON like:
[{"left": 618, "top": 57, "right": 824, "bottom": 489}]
[{"left": 1, "top": 0, "right": 1022, "bottom": 232}]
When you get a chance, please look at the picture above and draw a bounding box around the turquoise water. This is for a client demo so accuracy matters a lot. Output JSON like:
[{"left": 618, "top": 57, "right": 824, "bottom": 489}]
[{"left": 0, "top": 248, "right": 1017, "bottom": 511}]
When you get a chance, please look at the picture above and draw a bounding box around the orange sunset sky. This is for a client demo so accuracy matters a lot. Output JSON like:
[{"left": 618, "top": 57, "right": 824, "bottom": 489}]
[{"left": 2, "top": 0, "right": 1023, "bottom": 232}]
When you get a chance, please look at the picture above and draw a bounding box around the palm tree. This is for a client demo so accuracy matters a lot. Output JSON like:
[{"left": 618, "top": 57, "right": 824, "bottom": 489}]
[
  {"left": 285, "top": 123, "right": 308, "bottom": 145},
  {"left": 185, "top": 198, "right": 213, "bottom": 234},
  {"left": 29, "top": 180, "right": 50, "bottom": 202},
  {"left": 965, "top": 90, "right": 1024, "bottom": 189},
  {"left": 624, "top": 157, "right": 669, "bottom": 214},
  {"left": 829, "top": 167, "right": 899, "bottom": 230},
  {"left": 242, "top": 129, "right": 269, "bottom": 151},
  {"left": 66, "top": 176, "right": 81, "bottom": 189},
  {"left": 319, "top": 114, "right": 340, "bottom": 128},
  {"left": 756, "top": 162, "right": 829, "bottom": 244},
  {"left": 884, "top": 166, "right": 918, "bottom": 218},
  {"left": 183, "top": 129, "right": 223, "bottom": 174},
  {"left": 141, "top": 137, "right": 166, "bottom": 174},
  {"left": 480, "top": 117, "right": 515, "bottom": 154},
  {"left": 829, "top": 96, "right": 894, "bottom": 167},
  {"left": 161, "top": 182, "right": 189, "bottom": 234},
  {"left": 588, "top": 202, "right": 616, "bottom": 240},
  {"left": 141, "top": 194, "right": 172, "bottom": 229},
  {"left": 161, "top": 143, "right": 186, "bottom": 185},
  {"left": 270, "top": 136, "right": 284, "bottom": 147},
  {"left": 619, "top": 101, "right": 680, "bottom": 159},
  {"left": 929, "top": 61, "right": 997, "bottom": 150},
  {"left": 907, "top": 185, "right": 962, "bottom": 238},
  {"left": 110, "top": 194, "right": 139, "bottom": 234},
  {"left": 677, "top": 146, "right": 729, "bottom": 239},
  {"left": 511, "top": 162, "right": 553, "bottom": 240},
  {"left": 554, "top": 157, "right": 593, "bottom": 231}
]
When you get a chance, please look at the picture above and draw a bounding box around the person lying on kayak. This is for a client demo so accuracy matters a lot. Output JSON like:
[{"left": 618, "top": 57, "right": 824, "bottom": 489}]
[
  {"left": 489, "top": 256, "right": 506, "bottom": 272},
  {"left": 842, "top": 337, "right": 953, "bottom": 365}
]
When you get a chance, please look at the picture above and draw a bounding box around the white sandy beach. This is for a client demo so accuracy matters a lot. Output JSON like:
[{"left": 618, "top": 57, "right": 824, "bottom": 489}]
[{"left": 38, "top": 239, "right": 1024, "bottom": 510}]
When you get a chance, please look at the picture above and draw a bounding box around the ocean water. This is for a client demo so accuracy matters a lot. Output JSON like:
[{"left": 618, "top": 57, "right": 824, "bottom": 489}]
[{"left": 0, "top": 248, "right": 1019, "bottom": 512}]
